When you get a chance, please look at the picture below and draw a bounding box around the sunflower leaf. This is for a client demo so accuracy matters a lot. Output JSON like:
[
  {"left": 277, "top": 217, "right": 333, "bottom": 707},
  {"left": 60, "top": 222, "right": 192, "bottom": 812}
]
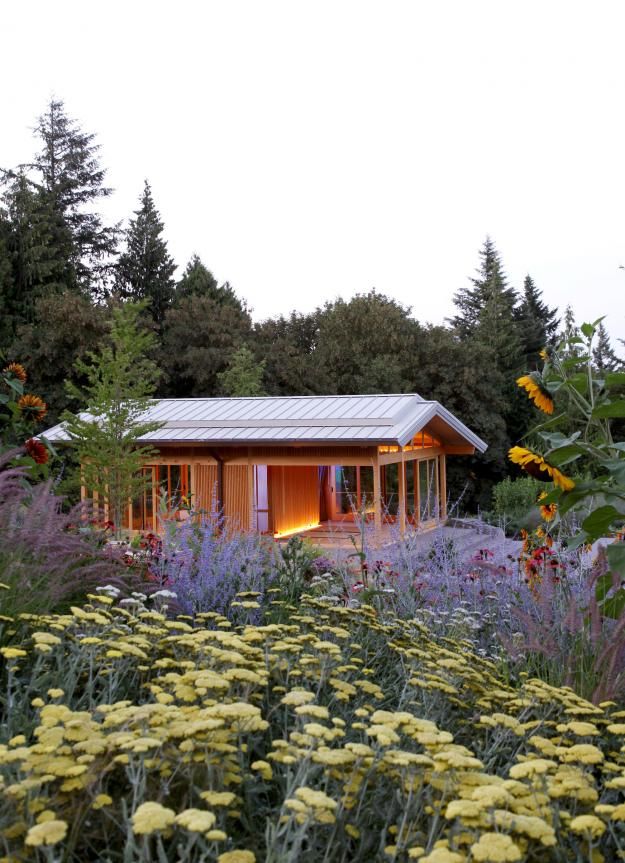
[
  {"left": 546, "top": 445, "right": 583, "bottom": 467},
  {"left": 607, "top": 543, "right": 625, "bottom": 578},
  {"left": 600, "top": 588, "right": 625, "bottom": 619},
  {"left": 566, "top": 529, "right": 591, "bottom": 549},
  {"left": 592, "top": 400, "right": 625, "bottom": 419},
  {"left": 582, "top": 506, "right": 621, "bottom": 539}
]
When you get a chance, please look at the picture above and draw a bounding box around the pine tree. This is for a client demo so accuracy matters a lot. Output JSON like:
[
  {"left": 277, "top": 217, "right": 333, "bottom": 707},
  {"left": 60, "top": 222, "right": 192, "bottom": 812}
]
[
  {"left": 515, "top": 274, "right": 559, "bottom": 367},
  {"left": 593, "top": 321, "right": 623, "bottom": 372},
  {"left": 115, "top": 181, "right": 176, "bottom": 326},
  {"left": 29, "top": 99, "right": 118, "bottom": 296},
  {"left": 218, "top": 346, "right": 266, "bottom": 396},
  {"left": 63, "top": 303, "right": 161, "bottom": 537}
]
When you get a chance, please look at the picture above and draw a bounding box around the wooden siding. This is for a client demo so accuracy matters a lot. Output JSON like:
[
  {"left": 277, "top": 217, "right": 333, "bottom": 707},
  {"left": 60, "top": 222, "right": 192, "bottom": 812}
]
[
  {"left": 193, "top": 464, "right": 217, "bottom": 513},
  {"left": 224, "top": 465, "right": 251, "bottom": 531},
  {"left": 269, "top": 465, "right": 320, "bottom": 535}
]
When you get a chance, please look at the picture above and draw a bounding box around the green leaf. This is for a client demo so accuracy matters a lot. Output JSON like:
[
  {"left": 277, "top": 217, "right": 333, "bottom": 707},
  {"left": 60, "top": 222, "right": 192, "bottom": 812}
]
[
  {"left": 595, "top": 573, "right": 613, "bottom": 603},
  {"left": 567, "top": 530, "right": 591, "bottom": 550},
  {"left": 546, "top": 445, "right": 583, "bottom": 467},
  {"left": 581, "top": 322, "right": 596, "bottom": 339},
  {"left": 607, "top": 543, "right": 625, "bottom": 578},
  {"left": 539, "top": 431, "right": 581, "bottom": 449},
  {"left": 605, "top": 372, "right": 625, "bottom": 388},
  {"left": 601, "top": 589, "right": 625, "bottom": 620},
  {"left": 592, "top": 400, "right": 625, "bottom": 418},
  {"left": 582, "top": 506, "right": 621, "bottom": 539}
]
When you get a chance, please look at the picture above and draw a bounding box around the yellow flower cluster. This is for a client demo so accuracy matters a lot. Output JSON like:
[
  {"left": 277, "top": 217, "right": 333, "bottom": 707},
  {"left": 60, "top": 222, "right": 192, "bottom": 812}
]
[{"left": 1, "top": 592, "right": 625, "bottom": 860}]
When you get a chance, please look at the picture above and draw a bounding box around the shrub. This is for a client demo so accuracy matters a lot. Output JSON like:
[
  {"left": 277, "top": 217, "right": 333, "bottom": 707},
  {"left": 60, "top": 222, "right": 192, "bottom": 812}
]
[{"left": 491, "top": 476, "right": 541, "bottom": 523}]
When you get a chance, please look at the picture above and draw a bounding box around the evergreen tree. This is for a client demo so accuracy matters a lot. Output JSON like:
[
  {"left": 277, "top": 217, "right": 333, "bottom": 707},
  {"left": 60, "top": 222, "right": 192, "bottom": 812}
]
[
  {"left": 593, "top": 321, "right": 623, "bottom": 372},
  {"left": 115, "top": 181, "right": 176, "bottom": 326},
  {"left": 218, "top": 346, "right": 266, "bottom": 396},
  {"left": 515, "top": 274, "right": 559, "bottom": 367},
  {"left": 29, "top": 99, "right": 118, "bottom": 296},
  {"left": 174, "top": 254, "right": 246, "bottom": 315},
  {"left": 63, "top": 303, "right": 161, "bottom": 537},
  {"left": 162, "top": 290, "right": 253, "bottom": 396},
  {"left": 450, "top": 238, "right": 526, "bottom": 474},
  {"left": 0, "top": 171, "right": 73, "bottom": 329}
]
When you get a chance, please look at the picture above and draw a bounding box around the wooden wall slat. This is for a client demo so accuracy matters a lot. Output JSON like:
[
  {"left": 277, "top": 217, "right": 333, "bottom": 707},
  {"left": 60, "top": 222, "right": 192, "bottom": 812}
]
[
  {"left": 223, "top": 465, "right": 251, "bottom": 531},
  {"left": 194, "top": 464, "right": 218, "bottom": 513},
  {"left": 269, "top": 466, "right": 320, "bottom": 535}
]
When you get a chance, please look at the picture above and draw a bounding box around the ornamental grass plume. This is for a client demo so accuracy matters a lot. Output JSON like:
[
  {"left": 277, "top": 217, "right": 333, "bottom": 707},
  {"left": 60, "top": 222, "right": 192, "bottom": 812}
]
[{"left": 0, "top": 461, "right": 126, "bottom": 619}]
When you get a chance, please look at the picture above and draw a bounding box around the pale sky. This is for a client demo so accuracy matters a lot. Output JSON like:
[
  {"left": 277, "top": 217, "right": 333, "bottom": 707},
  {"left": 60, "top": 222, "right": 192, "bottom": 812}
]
[{"left": 2, "top": 0, "right": 625, "bottom": 346}]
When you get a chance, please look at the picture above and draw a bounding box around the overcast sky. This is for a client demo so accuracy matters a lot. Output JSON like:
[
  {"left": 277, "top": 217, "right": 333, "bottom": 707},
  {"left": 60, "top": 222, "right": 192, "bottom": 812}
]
[{"left": 2, "top": 0, "right": 624, "bottom": 345}]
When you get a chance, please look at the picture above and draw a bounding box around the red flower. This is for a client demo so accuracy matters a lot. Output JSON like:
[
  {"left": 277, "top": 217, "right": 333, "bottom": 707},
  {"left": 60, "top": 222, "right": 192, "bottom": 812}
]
[{"left": 24, "top": 438, "right": 48, "bottom": 464}]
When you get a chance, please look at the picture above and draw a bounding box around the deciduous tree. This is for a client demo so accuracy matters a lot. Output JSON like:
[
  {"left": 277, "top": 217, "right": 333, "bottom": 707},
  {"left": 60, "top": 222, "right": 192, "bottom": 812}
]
[{"left": 62, "top": 303, "right": 161, "bottom": 537}]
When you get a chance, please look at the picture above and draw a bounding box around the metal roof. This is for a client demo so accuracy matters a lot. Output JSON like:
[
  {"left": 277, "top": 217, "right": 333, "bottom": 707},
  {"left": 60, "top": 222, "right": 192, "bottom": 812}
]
[{"left": 43, "top": 394, "right": 487, "bottom": 452}]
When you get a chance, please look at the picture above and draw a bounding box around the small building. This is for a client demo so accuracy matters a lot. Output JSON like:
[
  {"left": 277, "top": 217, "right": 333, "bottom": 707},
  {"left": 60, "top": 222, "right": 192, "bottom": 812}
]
[{"left": 44, "top": 393, "right": 486, "bottom": 537}]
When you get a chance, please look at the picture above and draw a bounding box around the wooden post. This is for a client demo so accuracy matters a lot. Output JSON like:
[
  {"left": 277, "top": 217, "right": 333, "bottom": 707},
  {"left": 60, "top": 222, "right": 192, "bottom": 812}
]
[
  {"left": 373, "top": 457, "right": 382, "bottom": 539},
  {"left": 398, "top": 454, "right": 406, "bottom": 537},
  {"left": 248, "top": 462, "right": 255, "bottom": 532},
  {"left": 439, "top": 454, "right": 447, "bottom": 521},
  {"left": 415, "top": 459, "right": 421, "bottom": 526}
]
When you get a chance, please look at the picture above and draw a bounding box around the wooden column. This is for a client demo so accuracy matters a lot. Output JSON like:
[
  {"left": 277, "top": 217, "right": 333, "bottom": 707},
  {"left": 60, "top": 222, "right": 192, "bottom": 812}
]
[
  {"left": 248, "top": 462, "right": 255, "bottom": 532},
  {"left": 439, "top": 454, "right": 447, "bottom": 521},
  {"left": 398, "top": 454, "right": 406, "bottom": 536},
  {"left": 373, "top": 458, "right": 382, "bottom": 538}
]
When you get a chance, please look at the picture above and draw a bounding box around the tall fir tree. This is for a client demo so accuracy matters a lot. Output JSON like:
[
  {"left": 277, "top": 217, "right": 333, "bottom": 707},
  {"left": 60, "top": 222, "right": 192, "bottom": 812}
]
[
  {"left": 0, "top": 171, "right": 73, "bottom": 330},
  {"left": 115, "top": 181, "right": 176, "bottom": 327},
  {"left": 593, "top": 321, "right": 623, "bottom": 372},
  {"left": 29, "top": 99, "right": 118, "bottom": 296},
  {"left": 450, "top": 238, "right": 526, "bottom": 485},
  {"left": 174, "top": 254, "right": 244, "bottom": 310},
  {"left": 515, "top": 274, "right": 559, "bottom": 367}
]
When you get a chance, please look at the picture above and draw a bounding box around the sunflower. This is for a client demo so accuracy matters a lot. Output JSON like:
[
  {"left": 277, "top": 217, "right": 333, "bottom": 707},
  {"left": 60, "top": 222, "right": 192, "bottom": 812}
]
[
  {"left": 2, "top": 362, "right": 27, "bottom": 384},
  {"left": 508, "top": 446, "right": 575, "bottom": 491},
  {"left": 24, "top": 438, "right": 49, "bottom": 465},
  {"left": 516, "top": 373, "right": 554, "bottom": 414},
  {"left": 18, "top": 394, "right": 47, "bottom": 423},
  {"left": 538, "top": 491, "right": 557, "bottom": 522},
  {"left": 539, "top": 347, "right": 550, "bottom": 361}
]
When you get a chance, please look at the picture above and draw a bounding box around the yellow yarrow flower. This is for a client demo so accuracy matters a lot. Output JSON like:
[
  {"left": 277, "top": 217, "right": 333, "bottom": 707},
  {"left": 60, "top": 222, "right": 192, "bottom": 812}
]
[
  {"left": 470, "top": 832, "right": 522, "bottom": 862},
  {"left": 569, "top": 814, "right": 606, "bottom": 838},
  {"left": 217, "top": 852, "right": 256, "bottom": 863},
  {"left": 25, "top": 820, "right": 68, "bottom": 847},
  {"left": 131, "top": 801, "right": 176, "bottom": 835},
  {"left": 175, "top": 809, "right": 216, "bottom": 832}
]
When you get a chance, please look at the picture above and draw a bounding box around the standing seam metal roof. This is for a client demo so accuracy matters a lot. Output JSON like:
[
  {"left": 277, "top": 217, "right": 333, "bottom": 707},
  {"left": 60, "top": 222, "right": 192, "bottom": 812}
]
[{"left": 42, "top": 394, "right": 487, "bottom": 451}]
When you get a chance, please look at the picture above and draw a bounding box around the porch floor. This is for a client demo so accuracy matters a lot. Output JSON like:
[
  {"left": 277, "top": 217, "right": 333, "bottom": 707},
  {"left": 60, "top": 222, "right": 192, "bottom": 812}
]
[{"left": 275, "top": 519, "right": 523, "bottom": 565}]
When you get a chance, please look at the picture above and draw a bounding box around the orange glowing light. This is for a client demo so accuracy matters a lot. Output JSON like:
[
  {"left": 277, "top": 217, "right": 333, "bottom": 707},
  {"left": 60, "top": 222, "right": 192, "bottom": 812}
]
[{"left": 273, "top": 521, "right": 320, "bottom": 539}]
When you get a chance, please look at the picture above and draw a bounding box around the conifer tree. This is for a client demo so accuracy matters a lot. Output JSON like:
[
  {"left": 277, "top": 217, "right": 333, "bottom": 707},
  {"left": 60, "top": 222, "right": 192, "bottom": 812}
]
[
  {"left": 175, "top": 254, "right": 243, "bottom": 310},
  {"left": 115, "top": 181, "right": 176, "bottom": 326},
  {"left": 29, "top": 99, "right": 118, "bottom": 296},
  {"left": 218, "top": 346, "right": 266, "bottom": 396},
  {"left": 593, "top": 321, "right": 623, "bottom": 372},
  {"left": 515, "top": 274, "right": 559, "bottom": 367}
]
